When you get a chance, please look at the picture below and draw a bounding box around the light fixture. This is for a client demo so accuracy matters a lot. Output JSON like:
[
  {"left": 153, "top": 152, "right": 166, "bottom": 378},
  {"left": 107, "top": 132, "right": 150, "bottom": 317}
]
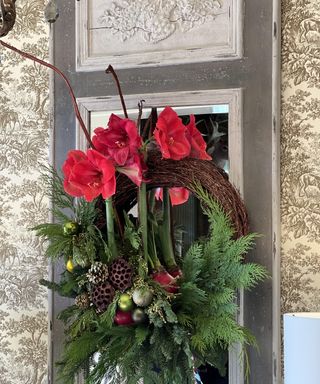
[{"left": 0, "top": 0, "right": 16, "bottom": 37}]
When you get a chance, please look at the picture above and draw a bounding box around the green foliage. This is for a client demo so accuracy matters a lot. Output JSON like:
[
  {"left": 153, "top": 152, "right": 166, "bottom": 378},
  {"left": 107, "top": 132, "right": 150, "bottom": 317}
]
[
  {"left": 33, "top": 169, "right": 110, "bottom": 266},
  {"left": 37, "top": 172, "right": 267, "bottom": 383}
]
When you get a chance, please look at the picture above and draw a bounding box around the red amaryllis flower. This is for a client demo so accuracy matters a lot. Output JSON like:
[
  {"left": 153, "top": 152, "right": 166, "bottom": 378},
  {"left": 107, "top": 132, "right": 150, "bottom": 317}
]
[
  {"left": 62, "top": 149, "right": 116, "bottom": 202},
  {"left": 154, "top": 107, "right": 191, "bottom": 160},
  {"left": 117, "top": 153, "right": 145, "bottom": 186},
  {"left": 92, "top": 114, "right": 142, "bottom": 166},
  {"left": 155, "top": 187, "right": 190, "bottom": 206},
  {"left": 186, "top": 115, "right": 212, "bottom": 160}
]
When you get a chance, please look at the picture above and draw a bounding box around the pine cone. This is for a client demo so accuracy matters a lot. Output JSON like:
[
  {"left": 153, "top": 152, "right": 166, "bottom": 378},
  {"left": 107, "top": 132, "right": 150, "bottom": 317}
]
[
  {"left": 87, "top": 262, "right": 109, "bottom": 285},
  {"left": 91, "top": 282, "right": 115, "bottom": 313},
  {"left": 75, "top": 292, "right": 90, "bottom": 309},
  {"left": 109, "top": 258, "right": 133, "bottom": 292}
]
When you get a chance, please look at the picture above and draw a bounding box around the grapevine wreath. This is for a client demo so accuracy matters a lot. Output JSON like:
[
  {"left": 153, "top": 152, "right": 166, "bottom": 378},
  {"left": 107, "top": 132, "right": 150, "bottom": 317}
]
[{"left": 0, "top": 41, "right": 267, "bottom": 384}]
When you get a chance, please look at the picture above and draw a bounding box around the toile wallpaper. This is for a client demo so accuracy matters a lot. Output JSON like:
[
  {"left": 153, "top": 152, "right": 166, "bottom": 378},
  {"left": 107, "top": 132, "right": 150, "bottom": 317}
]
[
  {"left": 0, "top": 1, "right": 49, "bottom": 383},
  {"left": 0, "top": 0, "right": 319, "bottom": 383},
  {"left": 281, "top": 0, "right": 320, "bottom": 314}
]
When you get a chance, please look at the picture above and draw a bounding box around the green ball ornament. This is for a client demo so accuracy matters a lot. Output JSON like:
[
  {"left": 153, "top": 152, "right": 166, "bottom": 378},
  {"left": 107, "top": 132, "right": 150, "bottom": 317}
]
[
  {"left": 118, "top": 293, "right": 134, "bottom": 312},
  {"left": 132, "top": 308, "right": 146, "bottom": 324},
  {"left": 63, "top": 221, "right": 79, "bottom": 236}
]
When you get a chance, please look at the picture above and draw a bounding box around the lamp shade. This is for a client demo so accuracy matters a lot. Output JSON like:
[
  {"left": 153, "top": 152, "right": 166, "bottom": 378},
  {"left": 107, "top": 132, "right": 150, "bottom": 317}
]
[{"left": 284, "top": 313, "right": 320, "bottom": 384}]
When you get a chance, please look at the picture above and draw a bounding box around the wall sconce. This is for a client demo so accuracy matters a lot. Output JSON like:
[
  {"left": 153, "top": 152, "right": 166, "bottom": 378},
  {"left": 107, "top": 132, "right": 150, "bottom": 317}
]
[{"left": 0, "top": 0, "right": 16, "bottom": 37}]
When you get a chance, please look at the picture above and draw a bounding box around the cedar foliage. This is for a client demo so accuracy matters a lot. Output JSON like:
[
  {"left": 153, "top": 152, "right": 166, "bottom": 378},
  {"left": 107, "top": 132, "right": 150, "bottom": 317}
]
[{"left": 51, "top": 185, "right": 267, "bottom": 384}]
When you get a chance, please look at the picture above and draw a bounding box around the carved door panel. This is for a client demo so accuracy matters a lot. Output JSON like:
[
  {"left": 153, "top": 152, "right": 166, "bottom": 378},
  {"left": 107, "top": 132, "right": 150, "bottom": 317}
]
[{"left": 51, "top": 1, "right": 280, "bottom": 384}]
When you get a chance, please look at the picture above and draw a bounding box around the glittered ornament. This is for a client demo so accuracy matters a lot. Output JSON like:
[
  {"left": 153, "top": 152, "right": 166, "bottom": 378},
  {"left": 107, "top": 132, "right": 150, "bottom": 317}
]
[
  {"left": 132, "top": 288, "right": 153, "bottom": 307},
  {"left": 75, "top": 292, "right": 90, "bottom": 309},
  {"left": 118, "top": 293, "right": 134, "bottom": 312},
  {"left": 66, "top": 259, "right": 75, "bottom": 273},
  {"left": 109, "top": 258, "right": 133, "bottom": 291},
  {"left": 87, "top": 262, "right": 109, "bottom": 285},
  {"left": 132, "top": 308, "right": 146, "bottom": 324},
  {"left": 63, "top": 221, "right": 79, "bottom": 236},
  {"left": 91, "top": 282, "right": 115, "bottom": 313},
  {"left": 114, "top": 310, "right": 133, "bottom": 326}
]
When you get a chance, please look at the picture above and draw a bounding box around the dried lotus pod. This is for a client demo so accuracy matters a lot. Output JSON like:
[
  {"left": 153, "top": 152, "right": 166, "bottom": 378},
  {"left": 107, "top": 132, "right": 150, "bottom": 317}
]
[
  {"left": 91, "top": 282, "right": 115, "bottom": 313},
  {"left": 109, "top": 258, "right": 133, "bottom": 292}
]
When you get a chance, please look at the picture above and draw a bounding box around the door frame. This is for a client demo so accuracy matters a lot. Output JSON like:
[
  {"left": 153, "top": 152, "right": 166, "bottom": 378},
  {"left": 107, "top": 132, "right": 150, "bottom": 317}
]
[{"left": 50, "top": 0, "right": 281, "bottom": 383}]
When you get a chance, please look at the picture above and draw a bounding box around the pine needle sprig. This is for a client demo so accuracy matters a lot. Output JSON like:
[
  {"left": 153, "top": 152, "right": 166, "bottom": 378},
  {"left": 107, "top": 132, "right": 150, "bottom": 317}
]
[{"left": 40, "top": 165, "right": 74, "bottom": 211}]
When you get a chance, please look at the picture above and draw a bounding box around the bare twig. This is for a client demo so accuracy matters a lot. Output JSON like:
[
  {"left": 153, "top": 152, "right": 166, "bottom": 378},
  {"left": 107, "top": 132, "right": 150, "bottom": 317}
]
[
  {"left": 0, "top": 39, "right": 94, "bottom": 148},
  {"left": 105, "top": 65, "right": 128, "bottom": 118}
]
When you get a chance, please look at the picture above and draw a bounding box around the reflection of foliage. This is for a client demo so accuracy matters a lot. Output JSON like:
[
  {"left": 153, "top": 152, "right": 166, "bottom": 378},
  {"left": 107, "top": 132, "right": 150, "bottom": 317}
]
[{"left": 281, "top": 244, "right": 320, "bottom": 313}]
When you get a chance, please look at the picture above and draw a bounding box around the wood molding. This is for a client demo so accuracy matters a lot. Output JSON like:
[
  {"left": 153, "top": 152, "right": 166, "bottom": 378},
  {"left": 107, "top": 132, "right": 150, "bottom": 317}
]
[
  {"left": 77, "top": 88, "right": 245, "bottom": 383},
  {"left": 76, "top": 0, "right": 243, "bottom": 71}
]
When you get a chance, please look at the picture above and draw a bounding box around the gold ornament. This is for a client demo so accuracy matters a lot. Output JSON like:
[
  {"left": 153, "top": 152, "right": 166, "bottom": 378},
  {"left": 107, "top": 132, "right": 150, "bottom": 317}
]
[{"left": 66, "top": 259, "right": 75, "bottom": 273}]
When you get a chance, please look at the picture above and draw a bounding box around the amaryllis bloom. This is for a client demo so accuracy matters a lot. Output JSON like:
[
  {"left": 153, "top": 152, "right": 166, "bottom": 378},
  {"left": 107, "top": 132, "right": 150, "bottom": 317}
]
[
  {"left": 155, "top": 187, "right": 190, "bottom": 206},
  {"left": 154, "top": 107, "right": 191, "bottom": 160},
  {"left": 186, "top": 115, "right": 212, "bottom": 160},
  {"left": 62, "top": 149, "right": 116, "bottom": 202},
  {"left": 117, "top": 153, "right": 145, "bottom": 187},
  {"left": 92, "top": 114, "right": 142, "bottom": 166}
]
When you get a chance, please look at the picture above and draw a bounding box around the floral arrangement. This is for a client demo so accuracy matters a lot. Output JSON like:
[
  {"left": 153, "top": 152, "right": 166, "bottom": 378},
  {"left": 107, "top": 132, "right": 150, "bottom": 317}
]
[{"left": 21, "top": 61, "right": 267, "bottom": 383}]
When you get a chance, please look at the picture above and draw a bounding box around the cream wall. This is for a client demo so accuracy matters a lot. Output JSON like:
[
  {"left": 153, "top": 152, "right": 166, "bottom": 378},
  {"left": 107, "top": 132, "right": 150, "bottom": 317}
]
[
  {"left": 0, "top": 1, "right": 49, "bottom": 383},
  {"left": 281, "top": 0, "right": 320, "bottom": 314}
]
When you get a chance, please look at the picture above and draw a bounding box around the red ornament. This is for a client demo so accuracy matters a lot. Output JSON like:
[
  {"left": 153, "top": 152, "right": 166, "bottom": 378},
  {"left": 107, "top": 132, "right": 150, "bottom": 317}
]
[
  {"left": 114, "top": 310, "right": 134, "bottom": 326},
  {"left": 152, "top": 270, "right": 179, "bottom": 293}
]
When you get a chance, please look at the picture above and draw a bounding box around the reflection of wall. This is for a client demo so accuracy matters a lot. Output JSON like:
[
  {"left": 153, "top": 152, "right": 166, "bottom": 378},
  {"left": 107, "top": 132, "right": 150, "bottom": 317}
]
[
  {"left": 0, "top": 1, "right": 49, "bottom": 383},
  {"left": 281, "top": 0, "right": 320, "bottom": 314}
]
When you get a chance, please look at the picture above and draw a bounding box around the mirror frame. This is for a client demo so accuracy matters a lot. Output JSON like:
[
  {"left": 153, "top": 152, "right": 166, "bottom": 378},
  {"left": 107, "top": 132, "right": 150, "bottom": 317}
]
[{"left": 76, "top": 88, "right": 245, "bottom": 383}]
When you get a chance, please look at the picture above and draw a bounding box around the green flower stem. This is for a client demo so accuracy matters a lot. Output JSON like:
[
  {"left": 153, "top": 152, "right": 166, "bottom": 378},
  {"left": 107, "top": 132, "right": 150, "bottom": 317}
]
[
  {"left": 138, "top": 183, "right": 149, "bottom": 265},
  {"left": 139, "top": 184, "right": 161, "bottom": 271},
  {"left": 105, "top": 198, "right": 118, "bottom": 259},
  {"left": 161, "top": 188, "right": 178, "bottom": 270}
]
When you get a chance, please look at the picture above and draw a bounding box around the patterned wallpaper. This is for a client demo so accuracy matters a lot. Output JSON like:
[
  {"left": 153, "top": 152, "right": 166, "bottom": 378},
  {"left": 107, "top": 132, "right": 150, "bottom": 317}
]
[
  {"left": 0, "top": 1, "right": 49, "bottom": 383},
  {"left": 0, "top": 0, "right": 319, "bottom": 382},
  {"left": 281, "top": 0, "right": 320, "bottom": 313}
]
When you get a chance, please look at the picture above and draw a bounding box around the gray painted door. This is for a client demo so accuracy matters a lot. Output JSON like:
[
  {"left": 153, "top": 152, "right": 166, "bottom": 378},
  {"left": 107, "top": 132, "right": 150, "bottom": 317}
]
[{"left": 51, "top": 1, "right": 280, "bottom": 383}]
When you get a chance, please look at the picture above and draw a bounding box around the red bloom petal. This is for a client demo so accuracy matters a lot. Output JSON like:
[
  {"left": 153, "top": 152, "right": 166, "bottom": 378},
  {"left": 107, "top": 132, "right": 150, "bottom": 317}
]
[
  {"left": 92, "top": 115, "right": 142, "bottom": 166},
  {"left": 169, "top": 187, "right": 190, "bottom": 205},
  {"left": 155, "top": 107, "right": 191, "bottom": 160},
  {"left": 62, "top": 149, "right": 116, "bottom": 202},
  {"left": 117, "top": 154, "right": 144, "bottom": 186},
  {"left": 186, "top": 115, "right": 212, "bottom": 160},
  {"left": 154, "top": 187, "right": 189, "bottom": 206}
]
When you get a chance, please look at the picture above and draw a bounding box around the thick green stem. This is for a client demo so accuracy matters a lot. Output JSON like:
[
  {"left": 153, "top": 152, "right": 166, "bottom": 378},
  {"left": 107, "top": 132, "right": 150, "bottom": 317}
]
[
  {"left": 138, "top": 183, "right": 149, "bottom": 265},
  {"left": 105, "top": 198, "right": 118, "bottom": 259},
  {"left": 139, "top": 184, "right": 161, "bottom": 271},
  {"left": 161, "top": 188, "right": 178, "bottom": 270}
]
